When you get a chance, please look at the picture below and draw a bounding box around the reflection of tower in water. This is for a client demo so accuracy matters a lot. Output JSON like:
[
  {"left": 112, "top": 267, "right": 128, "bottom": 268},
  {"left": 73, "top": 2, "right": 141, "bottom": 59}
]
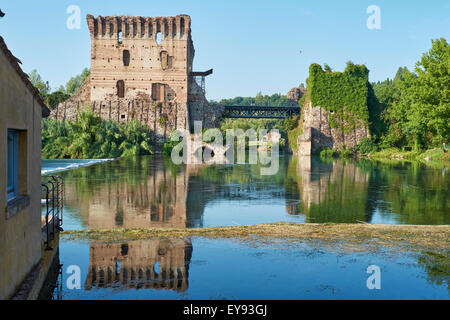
[
  {"left": 64, "top": 158, "right": 189, "bottom": 229},
  {"left": 85, "top": 238, "right": 192, "bottom": 292},
  {"left": 296, "top": 156, "right": 373, "bottom": 223}
]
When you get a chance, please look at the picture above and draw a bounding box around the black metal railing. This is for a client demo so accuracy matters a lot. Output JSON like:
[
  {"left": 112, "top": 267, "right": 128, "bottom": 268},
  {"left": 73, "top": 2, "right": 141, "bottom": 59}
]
[
  {"left": 41, "top": 175, "right": 64, "bottom": 250},
  {"left": 222, "top": 105, "right": 301, "bottom": 119}
]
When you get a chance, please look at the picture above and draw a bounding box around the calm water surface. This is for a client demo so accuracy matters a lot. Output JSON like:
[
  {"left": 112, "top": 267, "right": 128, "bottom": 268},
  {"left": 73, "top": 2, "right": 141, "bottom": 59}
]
[
  {"left": 43, "top": 154, "right": 449, "bottom": 230},
  {"left": 54, "top": 237, "right": 448, "bottom": 300},
  {"left": 41, "top": 155, "right": 449, "bottom": 299}
]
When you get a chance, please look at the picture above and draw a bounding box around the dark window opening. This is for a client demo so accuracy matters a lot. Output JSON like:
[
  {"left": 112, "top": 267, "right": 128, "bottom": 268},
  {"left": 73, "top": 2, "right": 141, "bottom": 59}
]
[
  {"left": 123, "top": 50, "right": 130, "bottom": 66},
  {"left": 148, "top": 22, "right": 153, "bottom": 38},
  {"left": 172, "top": 20, "right": 177, "bottom": 38},
  {"left": 180, "top": 18, "right": 185, "bottom": 38},
  {"left": 152, "top": 83, "right": 165, "bottom": 102},
  {"left": 132, "top": 21, "right": 137, "bottom": 37},
  {"left": 7, "top": 130, "right": 18, "bottom": 200},
  {"left": 164, "top": 21, "right": 169, "bottom": 38},
  {"left": 160, "top": 51, "right": 169, "bottom": 70},
  {"left": 116, "top": 80, "right": 125, "bottom": 98}
]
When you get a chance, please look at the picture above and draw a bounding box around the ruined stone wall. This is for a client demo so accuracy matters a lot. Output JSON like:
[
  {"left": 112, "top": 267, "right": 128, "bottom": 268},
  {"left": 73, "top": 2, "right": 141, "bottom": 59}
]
[
  {"left": 49, "top": 14, "right": 217, "bottom": 148},
  {"left": 297, "top": 99, "right": 369, "bottom": 154},
  {"left": 188, "top": 78, "right": 224, "bottom": 130},
  {"left": 286, "top": 86, "right": 307, "bottom": 105}
]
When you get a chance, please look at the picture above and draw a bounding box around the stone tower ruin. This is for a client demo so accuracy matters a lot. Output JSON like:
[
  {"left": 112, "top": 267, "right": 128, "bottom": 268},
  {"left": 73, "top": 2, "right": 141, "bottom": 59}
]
[{"left": 50, "top": 14, "right": 222, "bottom": 146}]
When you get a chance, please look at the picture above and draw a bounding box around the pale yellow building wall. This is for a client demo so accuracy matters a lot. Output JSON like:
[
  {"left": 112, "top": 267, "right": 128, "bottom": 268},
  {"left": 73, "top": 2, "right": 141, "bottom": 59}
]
[{"left": 0, "top": 48, "right": 43, "bottom": 299}]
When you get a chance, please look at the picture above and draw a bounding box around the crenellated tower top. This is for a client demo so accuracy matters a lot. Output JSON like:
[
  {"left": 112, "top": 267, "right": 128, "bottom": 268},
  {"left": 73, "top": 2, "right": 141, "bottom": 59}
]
[{"left": 86, "top": 14, "right": 192, "bottom": 41}]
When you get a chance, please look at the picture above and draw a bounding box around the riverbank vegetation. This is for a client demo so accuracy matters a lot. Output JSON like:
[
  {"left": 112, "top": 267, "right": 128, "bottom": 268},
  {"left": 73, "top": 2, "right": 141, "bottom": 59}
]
[
  {"left": 361, "top": 38, "right": 449, "bottom": 163},
  {"left": 288, "top": 38, "right": 449, "bottom": 163},
  {"left": 42, "top": 110, "right": 153, "bottom": 159}
]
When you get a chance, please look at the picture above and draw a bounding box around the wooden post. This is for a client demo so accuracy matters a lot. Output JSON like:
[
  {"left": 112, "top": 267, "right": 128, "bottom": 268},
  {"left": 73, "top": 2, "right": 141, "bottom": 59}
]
[
  {"left": 127, "top": 101, "right": 130, "bottom": 122},
  {"left": 117, "top": 100, "right": 120, "bottom": 122}
]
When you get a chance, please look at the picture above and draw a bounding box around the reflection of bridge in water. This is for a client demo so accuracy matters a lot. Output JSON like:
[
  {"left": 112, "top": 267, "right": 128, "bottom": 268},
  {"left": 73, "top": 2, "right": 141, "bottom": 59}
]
[{"left": 85, "top": 238, "right": 192, "bottom": 292}]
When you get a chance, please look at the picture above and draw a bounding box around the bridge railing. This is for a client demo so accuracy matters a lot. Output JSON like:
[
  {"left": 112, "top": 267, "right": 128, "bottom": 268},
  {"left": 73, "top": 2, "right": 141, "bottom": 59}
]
[{"left": 222, "top": 105, "right": 300, "bottom": 119}]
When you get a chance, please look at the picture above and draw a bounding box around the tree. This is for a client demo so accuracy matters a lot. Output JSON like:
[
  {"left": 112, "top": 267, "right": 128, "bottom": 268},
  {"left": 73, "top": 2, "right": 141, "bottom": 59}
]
[
  {"left": 44, "top": 90, "right": 70, "bottom": 109},
  {"left": 383, "top": 38, "right": 449, "bottom": 149},
  {"left": 65, "top": 67, "right": 90, "bottom": 95},
  {"left": 28, "top": 69, "right": 49, "bottom": 95}
]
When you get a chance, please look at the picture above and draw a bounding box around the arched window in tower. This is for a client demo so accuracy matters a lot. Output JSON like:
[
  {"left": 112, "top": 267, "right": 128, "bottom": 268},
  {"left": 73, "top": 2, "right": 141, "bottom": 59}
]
[
  {"left": 123, "top": 50, "right": 130, "bottom": 66},
  {"left": 118, "top": 31, "right": 123, "bottom": 44},
  {"left": 116, "top": 80, "right": 125, "bottom": 98}
]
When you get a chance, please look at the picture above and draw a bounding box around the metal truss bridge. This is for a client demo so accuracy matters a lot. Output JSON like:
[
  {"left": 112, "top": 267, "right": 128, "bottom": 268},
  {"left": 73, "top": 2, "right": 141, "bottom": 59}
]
[{"left": 222, "top": 105, "right": 300, "bottom": 119}]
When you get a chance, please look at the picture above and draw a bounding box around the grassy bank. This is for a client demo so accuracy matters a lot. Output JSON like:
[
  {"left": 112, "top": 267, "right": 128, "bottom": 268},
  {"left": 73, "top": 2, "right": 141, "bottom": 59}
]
[
  {"left": 367, "top": 148, "right": 450, "bottom": 164},
  {"left": 62, "top": 222, "right": 450, "bottom": 251}
]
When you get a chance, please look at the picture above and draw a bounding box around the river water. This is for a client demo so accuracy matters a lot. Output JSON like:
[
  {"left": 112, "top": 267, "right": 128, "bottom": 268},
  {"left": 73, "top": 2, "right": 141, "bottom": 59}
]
[{"left": 41, "top": 155, "right": 449, "bottom": 299}]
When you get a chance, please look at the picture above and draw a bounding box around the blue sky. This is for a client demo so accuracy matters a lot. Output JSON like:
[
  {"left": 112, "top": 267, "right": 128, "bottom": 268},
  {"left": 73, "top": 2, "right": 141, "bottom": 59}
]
[{"left": 0, "top": 0, "right": 449, "bottom": 101}]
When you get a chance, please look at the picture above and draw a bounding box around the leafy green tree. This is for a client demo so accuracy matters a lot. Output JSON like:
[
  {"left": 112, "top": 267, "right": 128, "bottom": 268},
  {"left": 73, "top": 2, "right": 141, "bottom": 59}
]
[
  {"left": 65, "top": 67, "right": 90, "bottom": 95},
  {"left": 382, "top": 38, "right": 449, "bottom": 149},
  {"left": 29, "top": 69, "right": 49, "bottom": 95},
  {"left": 44, "top": 90, "right": 70, "bottom": 109}
]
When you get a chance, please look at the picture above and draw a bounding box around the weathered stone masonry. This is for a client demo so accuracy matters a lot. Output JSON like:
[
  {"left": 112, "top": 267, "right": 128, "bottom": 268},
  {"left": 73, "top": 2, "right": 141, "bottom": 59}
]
[
  {"left": 50, "top": 14, "right": 222, "bottom": 147},
  {"left": 297, "top": 98, "right": 370, "bottom": 155}
]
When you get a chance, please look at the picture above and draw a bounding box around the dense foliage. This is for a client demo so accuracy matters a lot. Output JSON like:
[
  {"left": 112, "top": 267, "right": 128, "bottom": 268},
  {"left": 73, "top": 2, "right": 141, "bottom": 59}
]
[
  {"left": 216, "top": 92, "right": 296, "bottom": 107},
  {"left": 29, "top": 68, "right": 90, "bottom": 109},
  {"left": 42, "top": 111, "right": 153, "bottom": 159},
  {"left": 307, "top": 62, "right": 370, "bottom": 132},
  {"left": 374, "top": 38, "right": 449, "bottom": 150}
]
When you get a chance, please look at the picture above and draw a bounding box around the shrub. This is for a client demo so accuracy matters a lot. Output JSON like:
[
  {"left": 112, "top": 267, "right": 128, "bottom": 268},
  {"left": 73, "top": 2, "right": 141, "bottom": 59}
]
[
  {"left": 355, "top": 137, "right": 377, "bottom": 155},
  {"left": 319, "top": 148, "right": 338, "bottom": 158},
  {"left": 42, "top": 111, "right": 153, "bottom": 159},
  {"left": 288, "top": 127, "right": 302, "bottom": 153},
  {"left": 340, "top": 147, "right": 354, "bottom": 158},
  {"left": 162, "top": 130, "right": 183, "bottom": 156}
]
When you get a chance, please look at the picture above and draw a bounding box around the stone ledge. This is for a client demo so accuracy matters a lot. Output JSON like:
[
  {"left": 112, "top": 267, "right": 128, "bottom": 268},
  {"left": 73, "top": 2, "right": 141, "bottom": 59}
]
[{"left": 5, "top": 195, "right": 30, "bottom": 220}]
